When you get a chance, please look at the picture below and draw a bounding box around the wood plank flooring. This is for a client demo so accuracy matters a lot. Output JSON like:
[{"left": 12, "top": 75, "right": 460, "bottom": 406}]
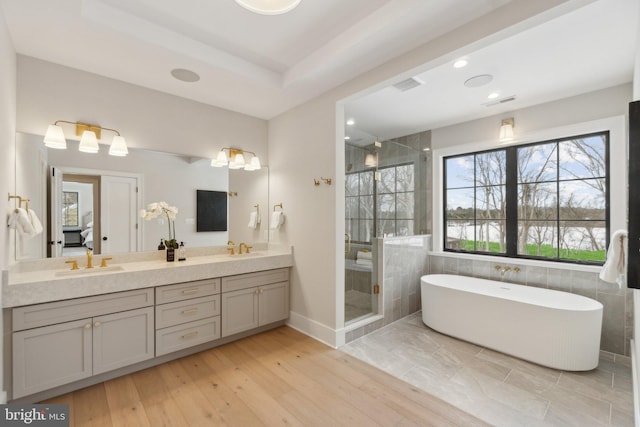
[{"left": 43, "top": 326, "right": 487, "bottom": 426}]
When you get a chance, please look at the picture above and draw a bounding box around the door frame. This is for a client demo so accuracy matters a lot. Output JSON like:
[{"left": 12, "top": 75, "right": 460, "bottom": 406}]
[{"left": 50, "top": 166, "right": 143, "bottom": 254}]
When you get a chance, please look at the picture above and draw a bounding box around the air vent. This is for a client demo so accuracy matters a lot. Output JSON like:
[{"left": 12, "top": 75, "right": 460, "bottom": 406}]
[
  {"left": 392, "top": 77, "right": 423, "bottom": 92},
  {"left": 484, "top": 95, "right": 517, "bottom": 107}
]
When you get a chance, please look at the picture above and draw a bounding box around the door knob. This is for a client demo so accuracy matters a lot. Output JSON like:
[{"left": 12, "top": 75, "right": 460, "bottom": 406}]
[{"left": 102, "top": 236, "right": 108, "bottom": 241}]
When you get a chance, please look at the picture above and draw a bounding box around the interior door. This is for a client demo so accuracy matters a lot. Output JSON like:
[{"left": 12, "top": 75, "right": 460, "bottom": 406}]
[
  {"left": 48, "top": 167, "right": 63, "bottom": 257},
  {"left": 101, "top": 176, "right": 138, "bottom": 254}
]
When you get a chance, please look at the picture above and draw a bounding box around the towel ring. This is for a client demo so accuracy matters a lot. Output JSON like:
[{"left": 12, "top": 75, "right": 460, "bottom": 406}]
[{"left": 273, "top": 202, "right": 283, "bottom": 211}]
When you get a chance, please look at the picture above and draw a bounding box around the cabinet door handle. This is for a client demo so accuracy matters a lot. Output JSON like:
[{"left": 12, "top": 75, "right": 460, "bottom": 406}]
[
  {"left": 94, "top": 321, "right": 101, "bottom": 328},
  {"left": 181, "top": 308, "right": 199, "bottom": 315},
  {"left": 181, "top": 331, "right": 199, "bottom": 339},
  {"left": 84, "top": 323, "right": 92, "bottom": 329},
  {"left": 181, "top": 288, "right": 199, "bottom": 295}
]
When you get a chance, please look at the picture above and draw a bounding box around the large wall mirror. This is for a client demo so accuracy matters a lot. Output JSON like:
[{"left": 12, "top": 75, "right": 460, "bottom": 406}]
[{"left": 14, "top": 132, "right": 269, "bottom": 260}]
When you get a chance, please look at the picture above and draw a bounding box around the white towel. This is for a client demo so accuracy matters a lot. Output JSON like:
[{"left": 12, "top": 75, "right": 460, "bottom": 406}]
[
  {"left": 7, "top": 208, "right": 36, "bottom": 237},
  {"left": 270, "top": 211, "right": 284, "bottom": 229},
  {"left": 248, "top": 211, "right": 258, "bottom": 229},
  {"left": 357, "top": 250, "right": 372, "bottom": 260},
  {"left": 28, "top": 209, "right": 43, "bottom": 236},
  {"left": 356, "top": 258, "right": 373, "bottom": 266},
  {"left": 599, "top": 229, "right": 627, "bottom": 287}
]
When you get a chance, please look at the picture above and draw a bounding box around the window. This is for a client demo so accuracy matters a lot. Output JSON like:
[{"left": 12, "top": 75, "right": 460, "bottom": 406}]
[
  {"left": 444, "top": 132, "right": 609, "bottom": 264},
  {"left": 346, "top": 164, "right": 415, "bottom": 243},
  {"left": 62, "top": 191, "right": 79, "bottom": 227}
]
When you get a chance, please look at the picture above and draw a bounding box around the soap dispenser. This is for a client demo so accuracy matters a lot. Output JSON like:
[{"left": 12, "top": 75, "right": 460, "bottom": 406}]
[
  {"left": 157, "top": 239, "right": 166, "bottom": 250},
  {"left": 178, "top": 241, "right": 186, "bottom": 261}
]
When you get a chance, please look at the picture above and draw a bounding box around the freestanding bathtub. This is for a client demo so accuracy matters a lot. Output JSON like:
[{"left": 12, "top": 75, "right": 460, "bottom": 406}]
[{"left": 420, "top": 274, "right": 603, "bottom": 371}]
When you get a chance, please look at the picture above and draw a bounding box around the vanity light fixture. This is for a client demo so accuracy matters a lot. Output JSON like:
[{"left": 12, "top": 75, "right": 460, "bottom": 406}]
[
  {"left": 499, "top": 118, "right": 515, "bottom": 142},
  {"left": 211, "top": 148, "right": 261, "bottom": 171},
  {"left": 234, "top": 0, "right": 301, "bottom": 15},
  {"left": 43, "top": 120, "right": 129, "bottom": 156}
]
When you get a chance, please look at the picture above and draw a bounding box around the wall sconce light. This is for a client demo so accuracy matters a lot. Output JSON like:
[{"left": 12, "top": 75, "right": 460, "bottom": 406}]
[
  {"left": 44, "top": 120, "right": 128, "bottom": 156},
  {"left": 364, "top": 152, "right": 378, "bottom": 168},
  {"left": 211, "top": 148, "right": 261, "bottom": 171},
  {"left": 499, "top": 118, "right": 515, "bottom": 142}
]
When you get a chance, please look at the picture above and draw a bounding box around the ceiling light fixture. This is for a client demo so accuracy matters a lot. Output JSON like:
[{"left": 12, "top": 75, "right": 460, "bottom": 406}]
[
  {"left": 453, "top": 59, "right": 468, "bottom": 68},
  {"left": 488, "top": 92, "right": 500, "bottom": 99},
  {"left": 499, "top": 118, "right": 515, "bottom": 142},
  {"left": 464, "top": 74, "right": 493, "bottom": 88},
  {"left": 211, "top": 148, "right": 261, "bottom": 171},
  {"left": 43, "top": 120, "right": 129, "bottom": 156},
  {"left": 234, "top": 0, "right": 301, "bottom": 15},
  {"left": 346, "top": 119, "right": 355, "bottom": 126}
]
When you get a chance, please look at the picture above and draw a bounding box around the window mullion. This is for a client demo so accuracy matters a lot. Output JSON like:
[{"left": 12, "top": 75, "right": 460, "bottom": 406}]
[{"left": 506, "top": 148, "right": 518, "bottom": 256}]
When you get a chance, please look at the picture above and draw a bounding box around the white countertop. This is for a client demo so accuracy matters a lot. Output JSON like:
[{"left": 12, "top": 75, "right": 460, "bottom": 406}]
[{"left": 3, "top": 244, "right": 294, "bottom": 307}]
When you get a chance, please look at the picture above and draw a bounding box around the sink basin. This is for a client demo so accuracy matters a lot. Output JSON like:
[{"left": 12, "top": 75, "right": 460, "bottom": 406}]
[{"left": 55, "top": 265, "right": 124, "bottom": 277}]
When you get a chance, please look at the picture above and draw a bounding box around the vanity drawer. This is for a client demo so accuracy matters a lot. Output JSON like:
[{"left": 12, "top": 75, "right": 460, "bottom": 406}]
[
  {"left": 13, "top": 289, "right": 154, "bottom": 331},
  {"left": 221, "top": 268, "right": 289, "bottom": 293},
  {"left": 155, "top": 278, "right": 220, "bottom": 304},
  {"left": 156, "top": 316, "right": 220, "bottom": 356},
  {"left": 155, "top": 295, "right": 220, "bottom": 329}
]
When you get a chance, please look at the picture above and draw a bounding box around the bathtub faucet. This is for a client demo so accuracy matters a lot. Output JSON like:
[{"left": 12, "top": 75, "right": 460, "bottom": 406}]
[
  {"left": 495, "top": 265, "right": 521, "bottom": 277},
  {"left": 495, "top": 265, "right": 511, "bottom": 277}
]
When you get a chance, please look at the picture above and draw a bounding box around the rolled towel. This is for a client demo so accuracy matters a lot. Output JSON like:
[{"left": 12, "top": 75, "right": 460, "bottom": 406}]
[
  {"left": 7, "top": 208, "right": 36, "bottom": 236},
  {"left": 599, "top": 229, "right": 628, "bottom": 287},
  {"left": 28, "top": 209, "right": 43, "bottom": 236},
  {"left": 248, "top": 211, "right": 258, "bottom": 229},
  {"left": 270, "top": 211, "right": 284, "bottom": 229},
  {"left": 357, "top": 250, "right": 372, "bottom": 260}
]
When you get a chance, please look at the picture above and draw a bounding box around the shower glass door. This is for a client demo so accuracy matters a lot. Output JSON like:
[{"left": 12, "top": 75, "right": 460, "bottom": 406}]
[{"left": 345, "top": 144, "right": 378, "bottom": 323}]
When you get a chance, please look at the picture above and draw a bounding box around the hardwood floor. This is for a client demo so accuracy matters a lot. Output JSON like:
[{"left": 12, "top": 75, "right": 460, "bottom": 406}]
[{"left": 43, "top": 326, "right": 487, "bottom": 426}]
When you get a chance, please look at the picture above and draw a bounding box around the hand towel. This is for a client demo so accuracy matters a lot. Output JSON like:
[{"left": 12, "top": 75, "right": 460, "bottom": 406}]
[
  {"left": 28, "top": 209, "right": 43, "bottom": 236},
  {"left": 248, "top": 211, "right": 258, "bottom": 229},
  {"left": 357, "top": 250, "right": 372, "bottom": 260},
  {"left": 356, "top": 258, "right": 373, "bottom": 266},
  {"left": 270, "top": 211, "right": 284, "bottom": 229},
  {"left": 7, "top": 208, "right": 36, "bottom": 236},
  {"left": 599, "top": 229, "right": 627, "bottom": 287}
]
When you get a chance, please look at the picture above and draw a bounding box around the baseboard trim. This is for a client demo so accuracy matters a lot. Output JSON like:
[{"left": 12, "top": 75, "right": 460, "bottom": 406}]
[
  {"left": 632, "top": 339, "right": 639, "bottom": 427},
  {"left": 286, "top": 311, "right": 339, "bottom": 348}
]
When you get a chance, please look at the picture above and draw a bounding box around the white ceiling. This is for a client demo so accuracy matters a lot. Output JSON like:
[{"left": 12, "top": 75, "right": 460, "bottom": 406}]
[
  {"left": 345, "top": 0, "right": 639, "bottom": 144},
  {"left": 0, "top": 0, "right": 511, "bottom": 120},
  {"left": 1, "top": 0, "right": 637, "bottom": 141}
]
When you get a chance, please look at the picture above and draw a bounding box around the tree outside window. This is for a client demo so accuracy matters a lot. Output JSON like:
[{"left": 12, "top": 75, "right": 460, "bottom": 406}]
[{"left": 62, "top": 191, "right": 79, "bottom": 227}]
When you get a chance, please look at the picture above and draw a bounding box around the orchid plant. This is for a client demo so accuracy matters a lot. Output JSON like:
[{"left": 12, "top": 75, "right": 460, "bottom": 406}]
[{"left": 140, "top": 201, "right": 179, "bottom": 249}]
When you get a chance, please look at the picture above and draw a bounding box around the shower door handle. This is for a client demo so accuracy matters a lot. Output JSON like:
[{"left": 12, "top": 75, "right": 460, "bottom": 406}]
[{"left": 345, "top": 233, "right": 351, "bottom": 255}]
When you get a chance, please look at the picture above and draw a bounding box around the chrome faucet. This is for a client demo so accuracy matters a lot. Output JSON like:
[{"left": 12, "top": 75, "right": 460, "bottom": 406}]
[{"left": 86, "top": 249, "right": 94, "bottom": 269}]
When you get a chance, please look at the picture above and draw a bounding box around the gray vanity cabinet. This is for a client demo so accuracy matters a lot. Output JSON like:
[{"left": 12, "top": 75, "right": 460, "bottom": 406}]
[
  {"left": 221, "top": 268, "right": 289, "bottom": 337},
  {"left": 12, "top": 289, "right": 154, "bottom": 399}
]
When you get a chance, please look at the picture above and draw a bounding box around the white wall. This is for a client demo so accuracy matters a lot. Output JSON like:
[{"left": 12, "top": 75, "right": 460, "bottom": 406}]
[
  {"left": 16, "top": 55, "right": 268, "bottom": 164},
  {"left": 0, "top": 5, "right": 16, "bottom": 404},
  {"left": 269, "top": 0, "right": 576, "bottom": 345},
  {"left": 431, "top": 84, "right": 631, "bottom": 256}
]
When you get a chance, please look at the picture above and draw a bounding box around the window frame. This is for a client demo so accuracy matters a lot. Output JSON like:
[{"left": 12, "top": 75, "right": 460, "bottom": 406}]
[
  {"left": 443, "top": 131, "right": 610, "bottom": 265},
  {"left": 346, "top": 162, "right": 416, "bottom": 244}
]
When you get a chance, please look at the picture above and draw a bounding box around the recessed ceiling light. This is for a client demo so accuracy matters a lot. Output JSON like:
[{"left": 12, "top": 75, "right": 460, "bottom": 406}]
[
  {"left": 423, "top": 147, "right": 431, "bottom": 152},
  {"left": 346, "top": 119, "right": 355, "bottom": 126},
  {"left": 171, "top": 68, "right": 200, "bottom": 83},
  {"left": 344, "top": 136, "right": 350, "bottom": 140},
  {"left": 464, "top": 74, "right": 493, "bottom": 88},
  {"left": 234, "top": 0, "right": 301, "bottom": 15},
  {"left": 488, "top": 92, "right": 500, "bottom": 99},
  {"left": 453, "top": 59, "right": 468, "bottom": 69}
]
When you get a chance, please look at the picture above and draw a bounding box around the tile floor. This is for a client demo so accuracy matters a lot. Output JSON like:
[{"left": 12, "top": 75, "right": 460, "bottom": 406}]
[{"left": 341, "top": 312, "right": 634, "bottom": 426}]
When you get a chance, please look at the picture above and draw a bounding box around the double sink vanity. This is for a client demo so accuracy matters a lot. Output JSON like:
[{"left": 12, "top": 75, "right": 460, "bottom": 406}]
[{"left": 2, "top": 244, "right": 293, "bottom": 402}]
